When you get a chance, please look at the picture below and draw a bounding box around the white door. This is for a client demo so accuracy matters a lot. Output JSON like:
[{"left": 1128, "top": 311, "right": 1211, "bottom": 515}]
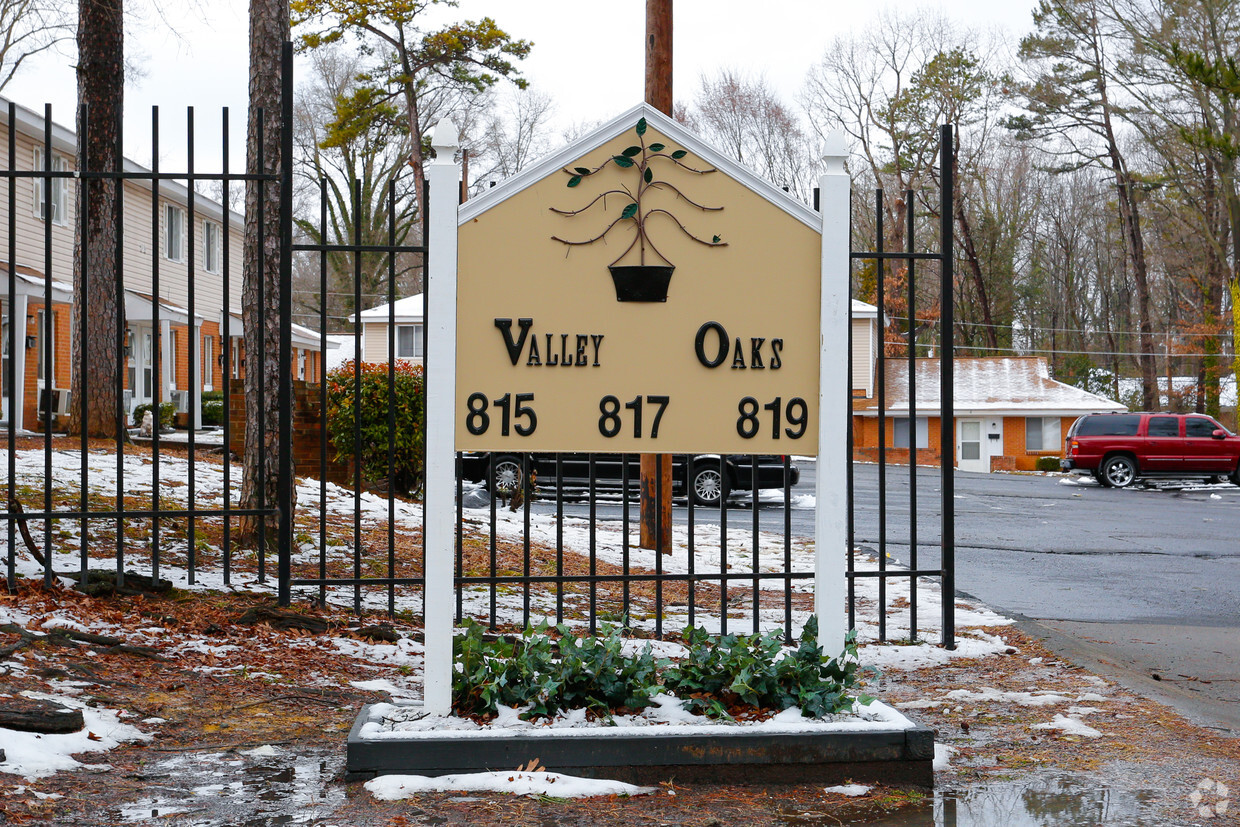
[{"left": 957, "top": 419, "right": 987, "bottom": 473}]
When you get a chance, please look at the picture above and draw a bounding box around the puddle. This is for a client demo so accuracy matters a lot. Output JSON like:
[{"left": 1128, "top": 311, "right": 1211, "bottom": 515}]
[
  {"left": 104, "top": 747, "right": 347, "bottom": 826},
  {"left": 787, "top": 772, "right": 1173, "bottom": 826}
]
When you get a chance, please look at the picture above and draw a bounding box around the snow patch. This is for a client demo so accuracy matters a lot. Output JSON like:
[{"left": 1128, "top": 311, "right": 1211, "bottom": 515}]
[{"left": 365, "top": 770, "right": 654, "bottom": 800}]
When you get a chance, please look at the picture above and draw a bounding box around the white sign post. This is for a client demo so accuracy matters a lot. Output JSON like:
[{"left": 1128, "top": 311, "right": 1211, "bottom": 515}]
[
  {"left": 422, "top": 119, "right": 461, "bottom": 716},
  {"left": 816, "top": 133, "right": 850, "bottom": 655}
]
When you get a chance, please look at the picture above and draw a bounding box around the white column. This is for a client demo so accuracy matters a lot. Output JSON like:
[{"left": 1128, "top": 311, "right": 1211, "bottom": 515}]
[
  {"left": 816, "top": 133, "right": 850, "bottom": 654},
  {"left": 11, "top": 294, "right": 28, "bottom": 429},
  {"left": 189, "top": 320, "right": 202, "bottom": 429},
  {"left": 422, "top": 119, "right": 460, "bottom": 716},
  {"left": 161, "top": 318, "right": 174, "bottom": 400}
]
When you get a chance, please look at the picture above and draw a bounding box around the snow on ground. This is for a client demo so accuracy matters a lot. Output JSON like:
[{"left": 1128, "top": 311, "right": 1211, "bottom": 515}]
[
  {"left": 824, "top": 784, "right": 871, "bottom": 796},
  {"left": 3, "top": 446, "right": 1029, "bottom": 782},
  {"left": 0, "top": 691, "right": 152, "bottom": 779},
  {"left": 365, "top": 770, "right": 654, "bottom": 800}
]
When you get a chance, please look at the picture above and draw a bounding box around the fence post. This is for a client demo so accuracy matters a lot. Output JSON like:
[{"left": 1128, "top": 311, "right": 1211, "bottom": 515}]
[
  {"left": 939, "top": 123, "right": 956, "bottom": 650},
  {"left": 816, "top": 132, "right": 850, "bottom": 653},
  {"left": 423, "top": 119, "right": 460, "bottom": 715}
]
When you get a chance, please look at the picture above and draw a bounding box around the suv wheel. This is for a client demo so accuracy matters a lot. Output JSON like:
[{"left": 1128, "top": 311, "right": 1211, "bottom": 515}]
[
  {"left": 1232, "top": 464, "right": 1240, "bottom": 487},
  {"left": 1101, "top": 455, "right": 1138, "bottom": 488},
  {"left": 691, "top": 462, "right": 729, "bottom": 507}
]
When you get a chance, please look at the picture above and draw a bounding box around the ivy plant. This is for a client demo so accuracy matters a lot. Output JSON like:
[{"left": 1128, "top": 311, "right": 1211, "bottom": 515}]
[{"left": 451, "top": 615, "right": 872, "bottom": 722}]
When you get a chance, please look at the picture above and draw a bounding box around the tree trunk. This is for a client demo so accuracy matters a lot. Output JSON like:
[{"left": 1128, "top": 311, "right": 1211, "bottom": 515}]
[
  {"left": 70, "top": 0, "right": 124, "bottom": 438},
  {"left": 954, "top": 198, "right": 998, "bottom": 351},
  {"left": 239, "top": 0, "right": 290, "bottom": 544}
]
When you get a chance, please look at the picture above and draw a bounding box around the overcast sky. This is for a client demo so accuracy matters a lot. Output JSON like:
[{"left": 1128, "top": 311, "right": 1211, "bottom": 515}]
[{"left": 7, "top": 0, "right": 1037, "bottom": 171}]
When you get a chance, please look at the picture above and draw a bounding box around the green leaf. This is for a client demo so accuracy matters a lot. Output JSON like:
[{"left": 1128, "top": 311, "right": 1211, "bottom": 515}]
[
  {"left": 643, "top": 168, "right": 653, "bottom": 184},
  {"left": 573, "top": 167, "right": 591, "bottom": 175},
  {"left": 567, "top": 175, "right": 582, "bottom": 188},
  {"left": 622, "top": 145, "right": 642, "bottom": 157},
  {"left": 671, "top": 149, "right": 687, "bottom": 159},
  {"left": 612, "top": 155, "right": 634, "bottom": 168},
  {"left": 620, "top": 203, "right": 638, "bottom": 220},
  {"left": 712, "top": 235, "right": 721, "bottom": 244},
  {"left": 636, "top": 117, "right": 647, "bottom": 135},
  {"left": 649, "top": 143, "right": 665, "bottom": 152}
]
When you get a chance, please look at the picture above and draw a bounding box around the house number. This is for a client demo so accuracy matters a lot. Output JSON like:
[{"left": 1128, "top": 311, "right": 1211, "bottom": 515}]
[
  {"left": 465, "top": 392, "right": 537, "bottom": 437},
  {"left": 737, "top": 396, "right": 808, "bottom": 439},
  {"left": 598, "top": 395, "right": 670, "bottom": 439}
]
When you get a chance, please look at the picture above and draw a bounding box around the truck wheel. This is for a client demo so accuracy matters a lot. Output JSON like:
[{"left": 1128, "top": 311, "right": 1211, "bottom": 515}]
[{"left": 1101, "top": 455, "right": 1137, "bottom": 489}]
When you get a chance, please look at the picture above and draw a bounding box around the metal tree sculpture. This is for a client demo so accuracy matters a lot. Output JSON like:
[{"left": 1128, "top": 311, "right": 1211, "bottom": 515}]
[{"left": 551, "top": 118, "right": 727, "bottom": 301}]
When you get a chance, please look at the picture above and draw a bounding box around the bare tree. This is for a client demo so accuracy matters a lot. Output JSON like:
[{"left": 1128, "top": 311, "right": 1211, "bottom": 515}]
[
  {"left": 0, "top": 0, "right": 73, "bottom": 92},
  {"left": 468, "top": 86, "right": 555, "bottom": 190},
  {"left": 683, "top": 69, "right": 819, "bottom": 201}
]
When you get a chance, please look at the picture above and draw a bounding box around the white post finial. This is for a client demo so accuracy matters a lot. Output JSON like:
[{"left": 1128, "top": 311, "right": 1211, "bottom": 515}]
[
  {"left": 431, "top": 118, "right": 460, "bottom": 164},
  {"left": 821, "top": 131, "right": 848, "bottom": 176}
]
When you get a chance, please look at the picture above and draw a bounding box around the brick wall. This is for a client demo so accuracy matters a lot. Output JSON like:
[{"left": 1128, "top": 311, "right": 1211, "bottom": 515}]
[{"left": 227, "top": 378, "right": 351, "bottom": 485}]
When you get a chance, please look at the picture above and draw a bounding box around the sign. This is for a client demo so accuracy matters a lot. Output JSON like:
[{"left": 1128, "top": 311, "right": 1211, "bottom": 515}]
[{"left": 457, "top": 112, "right": 821, "bottom": 453}]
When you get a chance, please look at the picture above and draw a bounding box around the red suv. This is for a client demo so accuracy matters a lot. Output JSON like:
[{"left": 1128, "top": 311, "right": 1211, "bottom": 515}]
[{"left": 1062, "top": 412, "right": 1240, "bottom": 488}]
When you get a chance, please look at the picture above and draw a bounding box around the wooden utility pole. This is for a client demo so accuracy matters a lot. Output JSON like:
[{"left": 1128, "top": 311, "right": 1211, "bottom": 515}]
[{"left": 641, "top": 0, "right": 673, "bottom": 553}]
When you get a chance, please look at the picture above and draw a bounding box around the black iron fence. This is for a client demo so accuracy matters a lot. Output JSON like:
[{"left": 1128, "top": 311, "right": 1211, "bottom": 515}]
[
  {"left": 2, "top": 47, "right": 955, "bottom": 648},
  {"left": 848, "top": 124, "right": 956, "bottom": 648}
]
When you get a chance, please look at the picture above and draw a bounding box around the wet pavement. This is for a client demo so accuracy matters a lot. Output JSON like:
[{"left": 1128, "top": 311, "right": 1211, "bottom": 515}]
[{"left": 84, "top": 748, "right": 1199, "bottom": 827}]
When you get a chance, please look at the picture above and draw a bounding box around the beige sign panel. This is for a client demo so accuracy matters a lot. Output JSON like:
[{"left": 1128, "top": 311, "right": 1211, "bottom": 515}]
[{"left": 457, "top": 117, "right": 820, "bottom": 453}]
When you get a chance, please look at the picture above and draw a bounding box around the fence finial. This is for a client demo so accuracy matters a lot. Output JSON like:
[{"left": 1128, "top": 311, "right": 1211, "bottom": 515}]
[
  {"left": 821, "top": 131, "right": 847, "bottom": 175},
  {"left": 431, "top": 119, "right": 460, "bottom": 163}
]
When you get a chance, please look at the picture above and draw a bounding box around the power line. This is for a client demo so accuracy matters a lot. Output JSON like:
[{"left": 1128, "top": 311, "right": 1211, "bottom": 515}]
[
  {"left": 888, "top": 314, "right": 1236, "bottom": 340},
  {"left": 901, "top": 342, "right": 1225, "bottom": 359}
]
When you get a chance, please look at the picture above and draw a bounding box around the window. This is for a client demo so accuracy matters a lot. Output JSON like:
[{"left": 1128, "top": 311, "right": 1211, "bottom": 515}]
[
  {"left": 202, "top": 335, "right": 213, "bottom": 390},
  {"left": 33, "top": 148, "right": 68, "bottom": 224},
  {"left": 1148, "top": 416, "right": 1179, "bottom": 437},
  {"left": 893, "top": 417, "right": 928, "bottom": 449},
  {"left": 231, "top": 337, "right": 242, "bottom": 379},
  {"left": 396, "top": 324, "right": 423, "bottom": 358},
  {"left": 297, "top": 349, "right": 306, "bottom": 380},
  {"left": 202, "top": 220, "right": 221, "bottom": 273},
  {"left": 165, "top": 204, "right": 185, "bottom": 262},
  {"left": 1186, "top": 416, "right": 1220, "bottom": 438},
  {"left": 1025, "top": 416, "right": 1062, "bottom": 452},
  {"left": 1076, "top": 414, "right": 1140, "bottom": 436}
]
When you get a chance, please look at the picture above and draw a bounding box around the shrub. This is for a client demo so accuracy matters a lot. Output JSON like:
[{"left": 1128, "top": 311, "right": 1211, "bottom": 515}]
[
  {"left": 451, "top": 615, "right": 871, "bottom": 722},
  {"left": 1035, "top": 456, "right": 1060, "bottom": 472},
  {"left": 200, "top": 390, "right": 225, "bottom": 427},
  {"left": 326, "top": 360, "right": 425, "bottom": 494},
  {"left": 132, "top": 401, "right": 175, "bottom": 430}
]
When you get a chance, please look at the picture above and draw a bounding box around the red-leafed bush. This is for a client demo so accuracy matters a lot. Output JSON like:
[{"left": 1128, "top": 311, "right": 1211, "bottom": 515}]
[{"left": 326, "top": 360, "right": 425, "bottom": 494}]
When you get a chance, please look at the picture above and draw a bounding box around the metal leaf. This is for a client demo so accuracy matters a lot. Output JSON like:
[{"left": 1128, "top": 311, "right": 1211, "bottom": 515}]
[
  {"left": 643, "top": 167, "right": 653, "bottom": 183},
  {"left": 622, "top": 146, "right": 642, "bottom": 157},
  {"left": 567, "top": 175, "right": 582, "bottom": 188},
  {"left": 649, "top": 143, "right": 665, "bottom": 152},
  {"left": 636, "top": 118, "right": 647, "bottom": 135},
  {"left": 620, "top": 203, "right": 638, "bottom": 220},
  {"left": 573, "top": 167, "right": 591, "bottom": 175},
  {"left": 671, "top": 150, "right": 687, "bottom": 159},
  {"left": 612, "top": 156, "right": 634, "bottom": 168}
]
